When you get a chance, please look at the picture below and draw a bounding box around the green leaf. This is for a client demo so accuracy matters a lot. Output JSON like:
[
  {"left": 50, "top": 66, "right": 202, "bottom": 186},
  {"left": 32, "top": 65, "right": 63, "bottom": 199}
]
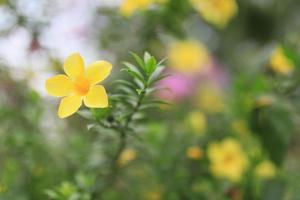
[
  {"left": 130, "top": 52, "right": 145, "bottom": 69},
  {"left": 250, "top": 102, "right": 292, "bottom": 165},
  {"left": 281, "top": 45, "right": 299, "bottom": 67},
  {"left": 159, "top": 56, "right": 167, "bottom": 64},
  {"left": 140, "top": 100, "right": 172, "bottom": 110},
  {"left": 143, "top": 52, "right": 152, "bottom": 63},
  {"left": 134, "top": 78, "right": 145, "bottom": 89},
  {"left": 121, "top": 68, "right": 145, "bottom": 85},
  {"left": 45, "top": 190, "right": 59, "bottom": 199},
  {"left": 145, "top": 56, "right": 157, "bottom": 76},
  {"left": 149, "top": 71, "right": 170, "bottom": 85},
  {"left": 110, "top": 94, "right": 137, "bottom": 100},
  {"left": 112, "top": 79, "right": 140, "bottom": 90},
  {"left": 116, "top": 85, "right": 138, "bottom": 96},
  {"left": 146, "top": 86, "right": 170, "bottom": 95},
  {"left": 91, "top": 107, "right": 111, "bottom": 121},
  {"left": 122, "top": 61, "right": 145, "bottom": 77}
]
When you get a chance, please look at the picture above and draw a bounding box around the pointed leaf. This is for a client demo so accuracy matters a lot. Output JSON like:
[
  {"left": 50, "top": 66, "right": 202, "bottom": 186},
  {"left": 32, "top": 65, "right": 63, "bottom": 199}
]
[{"left": 130, "top": 52, "right": 145, "bottom": 69}]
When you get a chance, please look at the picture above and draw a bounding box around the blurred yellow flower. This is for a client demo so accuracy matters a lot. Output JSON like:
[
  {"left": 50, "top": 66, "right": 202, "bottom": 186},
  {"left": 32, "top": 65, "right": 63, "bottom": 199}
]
[
  {"left": 145, "top": 190, "right": 162, "bottom": 200},
  {"left": 255, "top": 160, "right": 276, "bottom": 179},
  {"left": 168, "top": 40, "right": 210, "bottom": 74},
  {"left": 45, "top": 53, "right": 112, "bottom": 118},
  {"left": 120, "top": 0, "right": 154, "bottom": 17},
  {"left": 0, "top": 182, "right": 6, "bottom": 193},
  {"left": 255, "top": 95, "right": 273, "bottom": 108},
  {"left": 190, "top": 0, "right": 238, "bottom": 28},
  {"left": 186, "top": 146, "right": 203, "bottom": 160},
  {"left": 197, "top": 86, "right": 225, "bottom": 113},
  {"left": 208, "top": 138, "right": 248, "bottom": 182},
  {"left": 187, "top": 111, "right": 207, "bottom": 135},
  {"left": 118, "top": 148, "right": 137, "bottom": 166},
  {"left": 269, "top": 46, "right": 294, "bottom": 75}
]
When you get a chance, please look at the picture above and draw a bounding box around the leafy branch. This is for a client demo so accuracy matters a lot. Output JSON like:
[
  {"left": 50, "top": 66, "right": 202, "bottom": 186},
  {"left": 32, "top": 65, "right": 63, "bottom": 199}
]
[{"left": 89, "top": 52, "right": 168, "bottom": 198}]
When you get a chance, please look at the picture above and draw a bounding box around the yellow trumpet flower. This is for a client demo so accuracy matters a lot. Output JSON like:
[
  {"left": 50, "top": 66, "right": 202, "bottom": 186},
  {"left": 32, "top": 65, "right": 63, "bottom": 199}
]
[
  {"left": 191, "top": 0, "right": 238, "bottom": 28},
  {"left": 269, "top": 46, "right": 294, "bottom": 75},
  {"left": 168, "top": 40, "right": 210, "bottom": 74},
  {"left": 255, "top": 160, "right": 276, "bottom": 179},
  {"left": 118, "top": 148, "right": 137, "bottom": 166},
  {"left": 208, "top": 138, "right": 248, "bottom": 182},
  {"left": 45, "top": 53, "right": 112, "bottom": 118},
  {"left": 120, "top": 0, "right": 154, "bottom": 17}
]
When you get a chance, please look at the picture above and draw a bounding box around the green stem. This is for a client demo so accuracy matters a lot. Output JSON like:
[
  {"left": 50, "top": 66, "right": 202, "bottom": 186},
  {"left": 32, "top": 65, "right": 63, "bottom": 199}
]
[
  {"left": 110, "top": 88, "right": 147, "bottom": 170},
  {"left": 92, "top": 85, "right": 148, "bottom": 199}
]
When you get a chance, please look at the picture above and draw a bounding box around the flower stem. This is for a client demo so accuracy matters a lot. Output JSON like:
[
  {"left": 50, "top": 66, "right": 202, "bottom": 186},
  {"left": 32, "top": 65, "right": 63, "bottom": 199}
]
[{"left": 92, "top": 85, "right": 147, "bottom": 198}]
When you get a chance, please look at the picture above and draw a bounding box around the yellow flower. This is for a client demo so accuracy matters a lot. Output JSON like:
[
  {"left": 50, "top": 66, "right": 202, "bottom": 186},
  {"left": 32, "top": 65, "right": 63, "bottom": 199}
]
[
  {"left": 269, "top": 46, "right": 294, "bottom": 75},
  {"left": 207, "top": 138, "right": 248, "bottom": 182},
  {"left": 118, "top": 148, "right": 137, "bottom": 166},
  {"left": 187, "top": 111, "right": 207, "bottom": 135},
  {"left": 186, "top": 146, "right": 203, "bottom": 160},
  {"left": 190, "top": 0, "right": 238, "bottom": 28},
  {"left": 255, "top": 160, "right": 276, "bottom": 179},
  {"left": 0, "top": 182, "right": 6, "bottom": 193},
  {"left": 145, "top": 191, "right": 162, "bottom": 200},
  {"left": 45, "top": 53, "right": 112, "bottom": 118},
  {"left": 120, "top": 0, "right": 154, "bottom": 17},
  {"left": 168, "top": 40, "right": 210, "bottom": 74},
  {"left": 255, "top": 95, "right": 274, "bottom": 107},
  {"left": 197, "top": 85, "right": 225, "bottom": 113}
]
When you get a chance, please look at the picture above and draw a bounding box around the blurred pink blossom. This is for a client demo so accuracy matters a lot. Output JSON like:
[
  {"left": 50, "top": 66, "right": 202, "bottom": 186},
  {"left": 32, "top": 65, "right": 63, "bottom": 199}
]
[
  {"left": 156, "top": 72, "right": 196, "bottom": 102},
  {"left": 156, "top": 59, "right": 229, "bottom": 102}
]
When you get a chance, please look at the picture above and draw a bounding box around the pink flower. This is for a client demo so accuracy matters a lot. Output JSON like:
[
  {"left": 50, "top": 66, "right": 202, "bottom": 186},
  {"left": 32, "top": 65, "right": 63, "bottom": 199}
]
[
  {"left": 156, "top": 59, "right": 229, "bottom": 103},
  {"left": 156, "top": 71, "right": 196, "bottom": 102}
]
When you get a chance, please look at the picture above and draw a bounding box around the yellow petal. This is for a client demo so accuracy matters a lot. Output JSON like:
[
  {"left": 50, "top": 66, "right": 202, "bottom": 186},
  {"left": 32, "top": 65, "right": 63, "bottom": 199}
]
[
  {"left": 86, "top": 61, "right": 112, "bottom": 85},
  {"left": 58, "top": 95, "right": 82, "bottom": 118},
  {"left": 45, "top": 75, "right": 72, "bottom": 97},
  {"left": 83, "top": 85, "right": 108, "bottom": 108},
  {"left": 64, "top": 52, "right": 85, "bottom": 78}
]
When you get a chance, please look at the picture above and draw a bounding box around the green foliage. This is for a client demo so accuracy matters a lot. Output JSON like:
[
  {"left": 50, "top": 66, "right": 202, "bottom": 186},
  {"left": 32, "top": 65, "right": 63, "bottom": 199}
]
[
  {"left": 92, "top": 52, "right": 168, "bottom": 128},
  {"left": 1, "top": 0, "right": 300, "bottom": 199},
  {"left": 250, "top": 102, "right": 293, "bottom": 166}
]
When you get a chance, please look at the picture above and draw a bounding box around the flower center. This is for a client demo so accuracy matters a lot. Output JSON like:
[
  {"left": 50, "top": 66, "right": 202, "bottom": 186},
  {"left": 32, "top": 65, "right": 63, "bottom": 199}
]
[
  {"left": 224, "top": 154, "right": 235, "bottom": 164},
  {"left": 73, "top": 76, "right": 90, "bottom": 96}
]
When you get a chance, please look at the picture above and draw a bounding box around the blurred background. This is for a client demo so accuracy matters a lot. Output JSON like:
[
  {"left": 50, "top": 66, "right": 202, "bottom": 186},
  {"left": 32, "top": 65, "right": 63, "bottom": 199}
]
[{"left": 0, "top": 0, "right": 300, "bottom": 199}]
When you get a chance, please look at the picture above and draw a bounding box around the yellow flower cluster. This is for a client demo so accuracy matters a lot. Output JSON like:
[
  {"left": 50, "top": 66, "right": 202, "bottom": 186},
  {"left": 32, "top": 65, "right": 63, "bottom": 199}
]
[
  {"left": 45, "top": 53, "right": 112, "bottom": 118},
  {"left": 187, "top": 111, "right": 207, "bottom": 135},
  {"left": 145, "top": 190, "right": 162, "bottom": 200},
  {"left": 255, "top": 160, "right": 276, "bottom": 179},
  {"left": 190, "top": 0, "right": 238, "bottom": 28},
  {"left": 255, "top": 95, "right": 274, "bottom": 108},
  {"left": 118, "top": 148, "right": 137, "bottom": 166},
  {"left": 269, "top": 46, "right": 294, "bottom": 75},
  {"left": 168, "top": 40, "right": 210, "bottom": 74},
  {"left": 186, "top": 146, "right": 203, "bottom": 160},
  {"left": 197, "top": 85, "right": 225, "bottom": 113},
  {"left": 0, "top": 182, "right": 6, "bottom": 193},
  {"left": 208, "top": 138, "right": 248, "bottom": 182},
  {"left": 120, "top": 0, "right": 166, "bottom": 17}
]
